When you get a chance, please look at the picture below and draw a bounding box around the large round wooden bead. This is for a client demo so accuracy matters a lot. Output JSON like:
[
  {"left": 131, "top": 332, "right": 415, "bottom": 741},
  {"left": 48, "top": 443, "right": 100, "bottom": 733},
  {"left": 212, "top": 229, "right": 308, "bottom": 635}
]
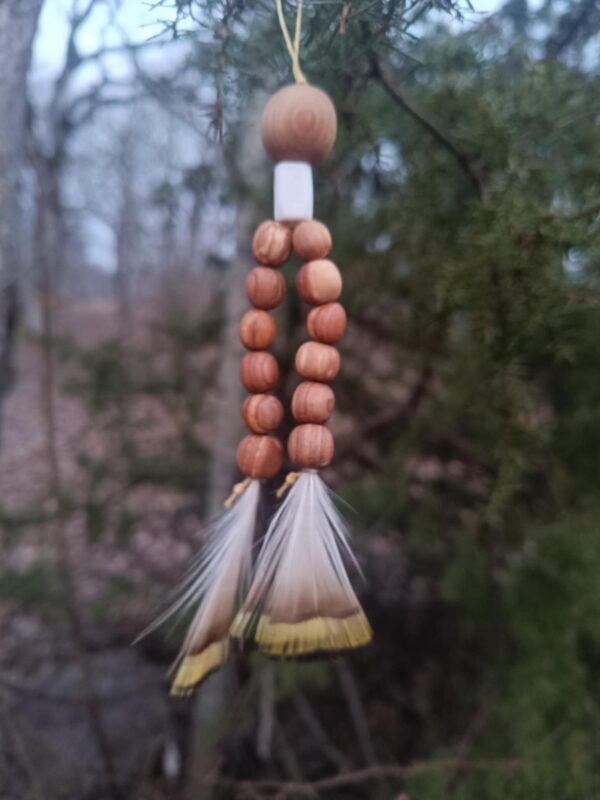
[
  {"left": 261, "top": 85, "right": 337, "bottom": 165},
  {"left": 240, "top": 352, "right": 279, "bottom": 393},
  {"left": 242, "top": 394, "right": 284, "bottom": 434},
  {"left": 239, "top": 309, "right": 276, "bottom": 350},
  {"left": 237, "top": 434, "right": 283, "bottom": 479},
  {"left": 246, "top": 267, "right": 286, "bottom": 310},
  {"left": 296, "top": 260, "right": 342, "bottom": 305},
  {"left": 292, "top": 381, "right": 335, "bottom": 424},
  {"left": 295, "top": 342, "right": 340, "bottom": 382},
  {"left": 307, "top": 302, "right": 347, "bottom": 344},
  {"left": 252, "top": 221, "right": 292, "bottom": 267},
  {"left": 288, "top": 424, "right": 334, "bottom": 469},
  {"left": 293, "top": 220, "right": 332, "bottom": 261}
]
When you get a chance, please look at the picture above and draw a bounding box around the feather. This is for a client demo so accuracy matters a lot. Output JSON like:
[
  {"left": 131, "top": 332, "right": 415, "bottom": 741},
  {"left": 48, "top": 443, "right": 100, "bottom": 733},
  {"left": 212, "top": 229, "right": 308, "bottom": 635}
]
[
  {"left": 231, "top": 471, "right": 371, "bottom": 656},
  {"left": 139, "top": 480, "right": 260, "bottom": 696}
]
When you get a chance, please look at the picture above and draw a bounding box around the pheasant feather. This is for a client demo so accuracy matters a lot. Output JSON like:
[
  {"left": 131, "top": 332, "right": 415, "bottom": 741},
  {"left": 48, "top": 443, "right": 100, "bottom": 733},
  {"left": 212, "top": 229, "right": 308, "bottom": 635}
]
[
  {"left": 141, "top": 480, "right": 260, "bottom": 696},
  {"left": 231, "top": 471, "right": 371, "bottom": 655}
]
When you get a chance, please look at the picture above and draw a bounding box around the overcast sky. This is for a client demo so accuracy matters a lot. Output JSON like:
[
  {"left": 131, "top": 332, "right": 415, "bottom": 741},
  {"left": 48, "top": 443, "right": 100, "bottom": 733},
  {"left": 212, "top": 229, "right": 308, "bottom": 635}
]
[{"left": 33, "top": 0, "right": 502, "bottom": 78}]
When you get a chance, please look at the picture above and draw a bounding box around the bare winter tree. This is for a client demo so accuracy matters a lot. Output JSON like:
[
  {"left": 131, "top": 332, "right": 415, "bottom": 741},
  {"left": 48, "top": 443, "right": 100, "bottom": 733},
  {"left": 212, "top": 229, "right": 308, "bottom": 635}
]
[{"left": 0, "top": 0, "right": 45, "bottom": 447}]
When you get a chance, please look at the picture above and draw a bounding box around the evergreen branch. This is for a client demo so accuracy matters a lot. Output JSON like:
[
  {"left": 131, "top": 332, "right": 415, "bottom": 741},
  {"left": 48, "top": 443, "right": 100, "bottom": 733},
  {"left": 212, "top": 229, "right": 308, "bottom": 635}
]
[
  {"left": 542, "top": 203, "right": 600, "bottom": 223},
  {"left": 545, "top": 0, "right": 600, "bottom": 59},
  {"left": 370, "top": 55, "right": 488, "bottom": 198}
]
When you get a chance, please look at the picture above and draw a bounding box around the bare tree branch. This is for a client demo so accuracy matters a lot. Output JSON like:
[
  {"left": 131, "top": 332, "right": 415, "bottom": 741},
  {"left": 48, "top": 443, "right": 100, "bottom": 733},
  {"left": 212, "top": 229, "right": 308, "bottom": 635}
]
[{"left": 216, "top": 756, "right": 523, "bottom": 796}]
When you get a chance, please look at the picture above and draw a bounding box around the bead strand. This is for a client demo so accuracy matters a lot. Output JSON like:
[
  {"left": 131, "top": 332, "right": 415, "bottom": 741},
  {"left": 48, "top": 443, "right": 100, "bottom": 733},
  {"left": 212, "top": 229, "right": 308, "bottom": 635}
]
[
  {"left": 236, "top": 221, "right": 291, "bottom": 480},
  {"left": 289, "top": 221, "right": 346, "bottom": 469}
]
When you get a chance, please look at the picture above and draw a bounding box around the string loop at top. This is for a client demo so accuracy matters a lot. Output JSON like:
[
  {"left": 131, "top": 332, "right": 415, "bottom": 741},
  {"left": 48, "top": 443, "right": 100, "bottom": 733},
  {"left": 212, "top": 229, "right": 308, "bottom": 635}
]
[{"left": 275, "top": 0, "right": 307, "bottom": 84}]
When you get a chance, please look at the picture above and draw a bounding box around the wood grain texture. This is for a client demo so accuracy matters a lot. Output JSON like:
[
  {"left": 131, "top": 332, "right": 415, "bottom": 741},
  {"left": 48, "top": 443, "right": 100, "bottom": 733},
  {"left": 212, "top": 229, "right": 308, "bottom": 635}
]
[
  {"left": 288, "top": 423, "right": 334, "bottom": 468},
  {"left": 252, "top": 220, "right": 292, "bottom": 267},
  {"left": 292, "top": 220, "right": 332, "bottom": 261},
  {"left": 240, "top": 352, "right": 279, "bottom": 393},
  {"left": 295, "top": 342, "right": 341, "bottom": 382},
  {"left": 246, "top": 267, "right": 286, "bottom": 310},
  {"left": 242, "top": 394, "right": 284, "bottom": 434},
  {"left": 237, "top": 434, "right": 283, "bottom": 479},
  {"left": 239, "top": 309, "right": 276, "bottom": 350},
  {"left": 292, "top": 381, "right": 335, "bottom": 424},
  {"left": 307, "top": 302, "right": 347, "bottom": 344},
  {"left": 296, "top": 259, "right": 342, "bottom": 306},
  {"left": 261, "top": 84, "right": 337, "bottom": 165}
]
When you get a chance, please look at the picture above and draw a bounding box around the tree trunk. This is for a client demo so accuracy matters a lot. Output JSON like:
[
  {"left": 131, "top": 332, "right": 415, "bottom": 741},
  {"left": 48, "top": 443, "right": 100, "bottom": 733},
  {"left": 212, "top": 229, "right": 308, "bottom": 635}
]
[{"left": 0, "top": 0, "right": 44, "bottom": 448}]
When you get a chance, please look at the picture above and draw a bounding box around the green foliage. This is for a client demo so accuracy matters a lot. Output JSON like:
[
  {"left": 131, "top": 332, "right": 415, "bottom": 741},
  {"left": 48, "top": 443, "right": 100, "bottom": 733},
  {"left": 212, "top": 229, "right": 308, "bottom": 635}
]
[
  {"left": 0, "top": 562, "right": 60, "bottom": 608},
  {"left": 410, "top": 509, "right": 600, "bottom": 800}
]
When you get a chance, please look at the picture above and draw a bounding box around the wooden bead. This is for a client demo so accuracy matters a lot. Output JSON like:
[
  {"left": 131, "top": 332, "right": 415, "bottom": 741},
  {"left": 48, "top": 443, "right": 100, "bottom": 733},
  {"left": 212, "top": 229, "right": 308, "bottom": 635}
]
[
  {"left": 293, "top": 220, "right": 332, "bottom": 261},
  {"left": 237, "top": 434, "right": 283, "bottom": 479},
  {"left": 288, "top": 424, "right": 334, "bottom": 469},
  {"left": 292, "top": 381, "right": 335, "bottom": 424},
  {"left": 240, "top": 352, "right": 279, "bottom": 393},
  {"left": 296, "top": 260, "right": 342, "bottom": 305},
  {"left": 252, "top": 221, "right": 292, "bottom": 267},
  {"left": 239, "top": 309, "right": 276, "bottom": 350},
  {"left": 246, "top": 267, "right": 286, "bottom": 310},
  {"left": 295, "top": 342, "right": 340, "bottom": 382},
  {"left": 261, "top": 85, "right": 337, "bottom": 165},
  {"left": 307, "top": 303, "right": 347, "bottom": 344},
  {"left": 242, "top": 394, "right": 284, "bottom": 434}
]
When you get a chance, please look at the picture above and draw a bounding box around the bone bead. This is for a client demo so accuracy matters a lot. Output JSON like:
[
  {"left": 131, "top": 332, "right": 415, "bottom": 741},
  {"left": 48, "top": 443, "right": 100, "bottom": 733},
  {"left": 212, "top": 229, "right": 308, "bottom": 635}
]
[
  {"left": 292, "top": 381, "right": 335, "bottom": 424},
  {"left": 261, "top": 85, "right": 337, "bottom": 165},
  {"left": 246, "top": 267, "right": 286, "bottom": 310},
  {"left": 252, "top": 221, "right": 292, "bottom": 267},
  {"left": 296, "top": 259, "right": 342, "bottom": 306},
  {"left": 288, "top": 424, "right": 334, "bottom": 469},
  {"left": 240, "top": 352, "right": 279, "bottom": 393},
  {"left": 307, "top": 303, "right": 347, "bottom": 344},
  {"left": 237, "top": 434, "right": 283, "bottom": 479},
  {"left": 293, "top": 220, "right": 332, "bottom": 261},
  {"left": 242, "top": 394, "right": 284, "bottom": 434},
  {"left": 239, "top": 309, "right": 276, "bottom": 350},
  {"left": 295, "top": 341, "right": 340, "bottom": 382}
]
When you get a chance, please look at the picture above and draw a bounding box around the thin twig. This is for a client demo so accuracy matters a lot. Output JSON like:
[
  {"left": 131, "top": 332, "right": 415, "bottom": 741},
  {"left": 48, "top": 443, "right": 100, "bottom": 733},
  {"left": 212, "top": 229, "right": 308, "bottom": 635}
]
[
  {"left": 335, "top": 660, "right": 379, "bottom": 768},
  {"left": 215, "top": 756, "right": 523, "bottom": 796}
]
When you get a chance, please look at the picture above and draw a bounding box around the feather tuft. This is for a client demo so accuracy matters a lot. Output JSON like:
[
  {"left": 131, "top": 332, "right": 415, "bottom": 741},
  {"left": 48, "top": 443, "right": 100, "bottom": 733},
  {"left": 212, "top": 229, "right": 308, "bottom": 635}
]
[
  {"left": 139, "top": 480, "right": 260, "bottom": 695},
  {"left": 231, "top": 471, "right": 372, "bottom": 656}
]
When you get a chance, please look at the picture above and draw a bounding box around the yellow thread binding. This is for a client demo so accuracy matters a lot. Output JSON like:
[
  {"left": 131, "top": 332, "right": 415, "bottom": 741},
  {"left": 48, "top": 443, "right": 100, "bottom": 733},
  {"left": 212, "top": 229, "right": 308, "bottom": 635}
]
[
  {"left": 170, "top": 641, "right": 228, "bottom": 696},
  {"left": 276, "top": 471, "right": 301, "bottom": 499},
  {"left": 224, "top": 477, "right": 252, "bottom": 509}
]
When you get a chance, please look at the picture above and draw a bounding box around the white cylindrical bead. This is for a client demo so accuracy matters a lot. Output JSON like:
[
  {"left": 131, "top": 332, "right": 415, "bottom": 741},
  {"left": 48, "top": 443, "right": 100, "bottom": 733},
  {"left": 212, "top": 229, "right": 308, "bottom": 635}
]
[{"left": 273, "top": 161, "right": 313, "bottom": 223}]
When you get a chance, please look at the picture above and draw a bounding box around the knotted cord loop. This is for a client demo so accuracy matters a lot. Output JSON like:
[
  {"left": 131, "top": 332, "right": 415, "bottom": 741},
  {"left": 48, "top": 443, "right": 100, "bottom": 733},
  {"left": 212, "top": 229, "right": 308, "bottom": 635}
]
[{"left": 275, "top": 0, "right": 307, "bottom": 84}]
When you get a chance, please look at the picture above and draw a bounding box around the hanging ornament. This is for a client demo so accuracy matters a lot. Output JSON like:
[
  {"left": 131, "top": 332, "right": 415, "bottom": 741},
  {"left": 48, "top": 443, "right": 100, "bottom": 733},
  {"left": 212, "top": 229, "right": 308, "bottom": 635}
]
[
  {"left": 230, "top": 66, "right": 371, "bottom": 654},
  {"left": 143, "top": 0, "right": 370, "bottom": 694}
]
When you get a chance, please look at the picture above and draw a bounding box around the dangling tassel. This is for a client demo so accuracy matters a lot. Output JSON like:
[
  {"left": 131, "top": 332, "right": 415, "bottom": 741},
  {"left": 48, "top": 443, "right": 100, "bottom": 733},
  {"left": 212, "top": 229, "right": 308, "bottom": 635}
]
[
  {"left": 139, "top": 479, "right": 260, "bottom": 696},
  {"left": 231, "top": 471, "right": 371, "bottom": 656}
]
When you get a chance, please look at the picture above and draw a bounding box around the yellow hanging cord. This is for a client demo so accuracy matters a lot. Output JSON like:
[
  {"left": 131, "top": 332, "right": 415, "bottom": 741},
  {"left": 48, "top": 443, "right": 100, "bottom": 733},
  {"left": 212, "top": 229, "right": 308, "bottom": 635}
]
[
  {"left": 224, "top": 477, "right": 252, "bottom": 508},
  {"left": 276, "top": 471, "right": 301, "bottom": 498},
  {"left": 275, "top": 0, "right": 307, "bottom": 85}
]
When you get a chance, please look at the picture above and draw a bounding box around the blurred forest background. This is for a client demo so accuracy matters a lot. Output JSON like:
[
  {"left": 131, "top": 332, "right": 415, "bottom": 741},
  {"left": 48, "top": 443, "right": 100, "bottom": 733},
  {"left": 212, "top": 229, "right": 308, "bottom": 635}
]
[{"left": 0, "top": 0, "right": 599, "bottom": 798}]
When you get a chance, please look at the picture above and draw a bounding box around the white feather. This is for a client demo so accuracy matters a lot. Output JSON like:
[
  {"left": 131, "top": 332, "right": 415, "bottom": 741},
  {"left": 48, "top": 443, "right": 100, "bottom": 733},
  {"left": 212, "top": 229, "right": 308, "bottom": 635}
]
[
  {"left": 231, "top": 472, "right": 371, "bottom": 655},
  {"left": 139, "top": 480, "right": 260, "bottom": 694}
]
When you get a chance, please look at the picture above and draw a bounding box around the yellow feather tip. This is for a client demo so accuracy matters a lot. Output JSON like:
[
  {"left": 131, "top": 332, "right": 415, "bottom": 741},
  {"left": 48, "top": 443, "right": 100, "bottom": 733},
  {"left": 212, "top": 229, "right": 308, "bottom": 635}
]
[
  {"left": 170, "top": 640, "right": 228, "bottom": 697},
  {"left": 230, "top": 612, "right": 372, "bottom": 656}
]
